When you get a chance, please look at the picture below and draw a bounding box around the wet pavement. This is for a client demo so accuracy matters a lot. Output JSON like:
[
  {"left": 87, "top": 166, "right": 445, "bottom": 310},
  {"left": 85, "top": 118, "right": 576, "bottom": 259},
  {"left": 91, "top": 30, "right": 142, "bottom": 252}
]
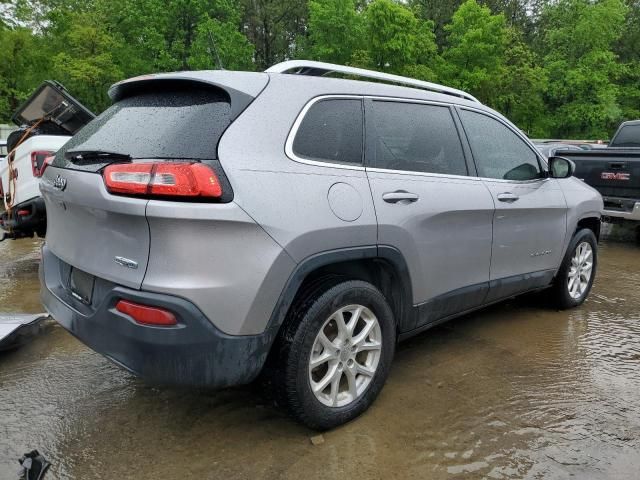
[{"left": 1, "top": 230, "right": 640, "bottom": 479}]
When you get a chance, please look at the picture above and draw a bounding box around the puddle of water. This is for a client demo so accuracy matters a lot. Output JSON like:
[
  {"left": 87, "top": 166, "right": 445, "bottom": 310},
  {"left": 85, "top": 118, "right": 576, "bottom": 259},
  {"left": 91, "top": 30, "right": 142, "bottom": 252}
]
[{"left": 1, "top": 236, "right": 640, "bottom": 479}]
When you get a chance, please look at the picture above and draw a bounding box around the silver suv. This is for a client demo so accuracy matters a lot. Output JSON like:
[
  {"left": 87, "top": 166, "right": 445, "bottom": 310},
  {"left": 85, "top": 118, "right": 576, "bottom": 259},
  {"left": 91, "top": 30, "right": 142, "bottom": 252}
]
[{"left": 39, "top": 61, "right": 603, "bottom": 429}]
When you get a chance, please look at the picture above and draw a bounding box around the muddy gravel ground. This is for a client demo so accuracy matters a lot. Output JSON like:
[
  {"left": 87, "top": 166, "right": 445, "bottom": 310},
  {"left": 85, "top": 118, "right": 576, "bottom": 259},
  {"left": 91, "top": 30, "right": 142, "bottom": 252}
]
[{"left": 1, "top": 228, "right": 639, "bottom": 479}]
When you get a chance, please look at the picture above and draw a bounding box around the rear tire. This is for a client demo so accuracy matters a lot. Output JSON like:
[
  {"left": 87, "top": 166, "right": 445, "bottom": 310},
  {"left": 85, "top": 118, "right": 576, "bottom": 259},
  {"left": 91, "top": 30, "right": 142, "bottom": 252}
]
[
  {"left": 272, "top": 280, "right": 395, "bottom": 430},
  {"left": 551, "top": 228, "right": 598, "bottom": 309}
]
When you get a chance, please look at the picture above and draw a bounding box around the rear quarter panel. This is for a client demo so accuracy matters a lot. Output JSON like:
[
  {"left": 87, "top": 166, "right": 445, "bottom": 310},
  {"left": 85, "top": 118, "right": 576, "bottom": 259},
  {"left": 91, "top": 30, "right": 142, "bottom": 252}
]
[{"left": 217, "top": 76, "right": 379, "bottom": 262}]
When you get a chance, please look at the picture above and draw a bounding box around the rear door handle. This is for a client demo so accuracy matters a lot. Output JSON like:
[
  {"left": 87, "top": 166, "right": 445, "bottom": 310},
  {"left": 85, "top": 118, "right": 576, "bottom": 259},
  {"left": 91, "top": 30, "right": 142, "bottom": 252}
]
[
  {"left": 497, "top": 192, "right": 519, "bottom": 203},
  {"left": 382, "top": 191, "right": 419, "bottom": 204}
]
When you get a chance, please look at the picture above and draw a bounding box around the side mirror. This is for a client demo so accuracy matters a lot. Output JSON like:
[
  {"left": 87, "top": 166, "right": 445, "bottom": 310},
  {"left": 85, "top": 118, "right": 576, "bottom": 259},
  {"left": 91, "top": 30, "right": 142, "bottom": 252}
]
[{"left": 548, "top": 156, "right": 575, "bottom": 179}]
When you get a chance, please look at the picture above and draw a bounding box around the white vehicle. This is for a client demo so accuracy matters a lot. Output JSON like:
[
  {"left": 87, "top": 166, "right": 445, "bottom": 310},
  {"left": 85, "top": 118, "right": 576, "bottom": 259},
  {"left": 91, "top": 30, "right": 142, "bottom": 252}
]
[{"left": 0, "top": 81, "right": 93, "bottom": 240}]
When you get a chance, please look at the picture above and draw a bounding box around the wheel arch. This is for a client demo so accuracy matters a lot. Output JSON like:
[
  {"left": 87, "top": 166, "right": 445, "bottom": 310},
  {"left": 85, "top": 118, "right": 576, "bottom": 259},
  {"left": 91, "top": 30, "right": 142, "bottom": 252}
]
[
  {"left": 576, "top": 216, "right": 601, "bottom": 241},
  {"left": 266, "top": 246, "right": 415, "bottom": 341}
]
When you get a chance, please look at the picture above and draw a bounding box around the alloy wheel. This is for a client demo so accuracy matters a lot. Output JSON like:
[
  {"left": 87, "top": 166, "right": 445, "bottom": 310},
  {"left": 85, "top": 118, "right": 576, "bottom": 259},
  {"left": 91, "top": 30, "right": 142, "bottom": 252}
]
[
  {"left": 568, "top": 241, "right": 593, "bottom": 300},
  {"left": 308, "top": 304, "right": 382, "bottom": 408}
]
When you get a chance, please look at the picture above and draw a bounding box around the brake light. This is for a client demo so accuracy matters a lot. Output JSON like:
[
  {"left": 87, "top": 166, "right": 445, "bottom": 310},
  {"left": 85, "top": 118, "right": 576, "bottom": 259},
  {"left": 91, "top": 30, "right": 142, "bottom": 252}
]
[
  {"left": 115, "top": 300, "right": 178, "bottom": 326},
  {"left": 40, "top": 155, "right": 55, "bottom": 176},
  {"left": 103, "top": 162, "right": 222, "bottom": 199},
  {"left": 31, "top": 151, "right": 54, "bottom": 177}
]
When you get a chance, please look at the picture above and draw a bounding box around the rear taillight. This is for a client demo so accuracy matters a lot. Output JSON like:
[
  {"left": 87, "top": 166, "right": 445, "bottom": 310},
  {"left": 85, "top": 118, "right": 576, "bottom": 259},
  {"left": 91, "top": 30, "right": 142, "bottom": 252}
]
[
  {"left": 40, "top": 155, "right": 55, "bottom": 177},
  {"left": 115, "top": 300, "right": 178, "bottom": 326},
  {"left": 31, "top": 151, "right": 55, "bottom": 177},
  {"left": 103, "top": 162, "right": 222, "bottom": 199}
]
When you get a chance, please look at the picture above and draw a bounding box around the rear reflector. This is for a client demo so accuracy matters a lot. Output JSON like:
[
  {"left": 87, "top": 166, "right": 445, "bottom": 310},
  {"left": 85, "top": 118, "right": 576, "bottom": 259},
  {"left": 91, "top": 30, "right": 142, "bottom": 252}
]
[
  {"left": 115, "top": 300, "right": 178, "bottom": 326},
  {"left": 17, "top": 209, "right": 30, "bottom": 216},
  {"left": 103, "top": 162, "right": 222, "bottom": 199}
]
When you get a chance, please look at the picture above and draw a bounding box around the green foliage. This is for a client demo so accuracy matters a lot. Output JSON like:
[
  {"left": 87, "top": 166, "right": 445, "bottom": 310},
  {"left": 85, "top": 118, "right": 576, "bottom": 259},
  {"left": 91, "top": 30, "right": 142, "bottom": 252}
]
[
  {"left": 307, "top": 0, "right": 363, "bottom": 65},
  {"left": 304, "top": 0, "right": 439, "bottom": 79},
  {"left": 241, "top": 0, "right": 307, "bottom": 69},
  {"left": 440, "top": 0, "right": 508, "bottom": 103},
  {"left": 0, "top": 26, "right": 49, "bottom": 120},
  {"left": 49, "top": 12, "right": 122, "bottom": 112},
  {"left": 365, "top": 0, "right": 439, "bottom": 77},
  {"left": 188, "top": 16, "right": 255, "bottom": 70},
  {"left": 541, "top": 0, "right": 628, "bottom": 138},
  {"left": 0, "top": 0, "right": 638, "bottom": 141},
  {"left": 494, "top": 29, "right": 548, "bottom": 136}
]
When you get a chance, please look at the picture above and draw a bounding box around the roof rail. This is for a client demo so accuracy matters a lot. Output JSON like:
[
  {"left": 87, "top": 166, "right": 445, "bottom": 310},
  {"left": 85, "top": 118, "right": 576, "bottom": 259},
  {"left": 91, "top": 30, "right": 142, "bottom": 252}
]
[{"left": 265, "top": 60, "right": 480, "bottom": 103}]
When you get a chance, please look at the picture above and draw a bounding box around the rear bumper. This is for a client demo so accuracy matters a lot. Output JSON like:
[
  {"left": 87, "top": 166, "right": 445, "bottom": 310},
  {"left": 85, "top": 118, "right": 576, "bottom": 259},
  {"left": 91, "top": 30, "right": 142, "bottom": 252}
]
[
  {"left": 602, "top": 196, "right": 640, "bottom": 221},
  {"left": 39, "top": 245, "right": 275, "bottom": 387},
  {"left": 1, "top": 197, "right": 46, "bottom": 234}
]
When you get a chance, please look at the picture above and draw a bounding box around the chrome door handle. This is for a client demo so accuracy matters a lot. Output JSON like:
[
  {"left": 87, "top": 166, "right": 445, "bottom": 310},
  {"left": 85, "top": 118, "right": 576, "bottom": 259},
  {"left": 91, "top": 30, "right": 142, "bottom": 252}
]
[
  {"left": 497, "top": 192, "right": 519, "bottom": 203},
  {"left": 382, "top": 191, "right": 419, "bottom": 204}
]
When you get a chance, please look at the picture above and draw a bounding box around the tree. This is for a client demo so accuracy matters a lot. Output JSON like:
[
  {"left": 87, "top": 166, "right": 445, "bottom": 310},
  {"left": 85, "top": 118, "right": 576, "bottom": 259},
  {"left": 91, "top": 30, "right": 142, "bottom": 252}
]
[
  {"left": 0, "top": 27, "right": 49, "bottom": 121},
  {"left": 615, "top": 0, "right": 640, "bottom": 121},
  {"left": 306, "top": 0, "right": 363, "bottom": 65},
  {"left": 541, "top": 0, "right": 628, "bottom": 138},
  {"left": 188, "top": 16, "right": 254, "bottom": 70},
  {"left": 364, "top": 0, "right": 439, "bottom": 79},
  {"left": 440, "top": 0, "right": 508, "bottom": 103},
  {"left": 48, "top": 12, "right": 123, "bottom": 113},
  {"left": 241, "top": 0, "right": 307, "bottom": 69},
  {"left": 408, "top": 0, "right": 464, "bottom": 47},
  {"left": 494, "top": 29, "right": 548, "bottom": 135}
]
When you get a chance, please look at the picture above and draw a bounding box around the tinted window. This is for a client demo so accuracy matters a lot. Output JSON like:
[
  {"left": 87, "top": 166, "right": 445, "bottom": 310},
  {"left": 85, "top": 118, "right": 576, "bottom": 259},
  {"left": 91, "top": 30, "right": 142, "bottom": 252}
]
[
  {"left": 611, "top": 124, "right": 640, "bottom": 147},
  {"left": 292, "top": 99, "right": 363, "bottom": 165},
  {"left": 55, "top": 87, "right": 231, "bottom": 170},
  {"left": 371, "top": 101, "right": 467, "bottom": 176},
  {"left": 460, "top": 109, "right": 540, "bottom": 181}
]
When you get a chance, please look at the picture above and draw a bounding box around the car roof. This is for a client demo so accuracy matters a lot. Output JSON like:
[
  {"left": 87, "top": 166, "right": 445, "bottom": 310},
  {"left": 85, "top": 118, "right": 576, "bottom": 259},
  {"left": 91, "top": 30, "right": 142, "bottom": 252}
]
[{"left": 107, "top": 66, "right": 513, "bottom": 131}]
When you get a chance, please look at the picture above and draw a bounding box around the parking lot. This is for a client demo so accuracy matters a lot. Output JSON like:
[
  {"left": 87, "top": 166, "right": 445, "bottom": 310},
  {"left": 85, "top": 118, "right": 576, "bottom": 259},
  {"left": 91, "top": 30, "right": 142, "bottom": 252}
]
[{"left": 1, "top": 229, "right": 639, "bottom": 479}]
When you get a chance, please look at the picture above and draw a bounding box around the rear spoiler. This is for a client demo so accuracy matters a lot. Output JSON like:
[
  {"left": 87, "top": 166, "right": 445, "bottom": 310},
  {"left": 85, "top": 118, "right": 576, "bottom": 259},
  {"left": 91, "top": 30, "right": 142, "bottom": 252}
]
[
  {"left": 108, "top": 71, "right": 269, "bottom": 121},
  {"left": 11, "top": 81, "right": 95, "bottom": 135}
]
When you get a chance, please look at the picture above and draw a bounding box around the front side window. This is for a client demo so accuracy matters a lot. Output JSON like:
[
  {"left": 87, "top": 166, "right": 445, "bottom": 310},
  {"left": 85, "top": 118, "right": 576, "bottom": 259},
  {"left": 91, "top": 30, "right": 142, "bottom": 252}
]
[
  {"left": 371, "top": 101, "right": 468, "bottom": 176},
  {"left": 460, "top": 109, "right": 541, "bottom": 181},
  {"left": 292, "top": 99, "right": 363, "bottom": 165}
]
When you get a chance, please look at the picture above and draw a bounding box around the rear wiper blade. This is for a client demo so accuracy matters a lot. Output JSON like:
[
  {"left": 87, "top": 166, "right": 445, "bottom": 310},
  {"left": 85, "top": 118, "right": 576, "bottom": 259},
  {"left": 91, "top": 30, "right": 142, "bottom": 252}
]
[{"left": 65, "top": 150, "right": 131, "bottom": 163}]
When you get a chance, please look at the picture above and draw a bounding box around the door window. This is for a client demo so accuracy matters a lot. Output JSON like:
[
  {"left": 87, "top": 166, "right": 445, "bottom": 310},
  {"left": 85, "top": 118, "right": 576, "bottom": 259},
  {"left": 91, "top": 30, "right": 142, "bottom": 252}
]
[
  {"left": 460, "top": 109, "right": 541, "bottom": 181},
  {"left": 371, "top": 101, "right": 468, "bottom": 176},
  {"left": 292, "top": 98, "right": 363, "bottom": 165}
]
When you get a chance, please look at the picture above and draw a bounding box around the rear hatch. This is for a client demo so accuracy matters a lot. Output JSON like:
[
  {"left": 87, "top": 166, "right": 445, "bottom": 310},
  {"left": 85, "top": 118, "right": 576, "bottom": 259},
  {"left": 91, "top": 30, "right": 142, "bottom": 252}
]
[
  {"left": 12, "top": 80, "right": 95, "bottom": 134},
  {"left": 559, "top": 148, "right": 640, "bottom": 200},
  {"left": 42, "top": 73, "right": 267, "bottom": 290}
]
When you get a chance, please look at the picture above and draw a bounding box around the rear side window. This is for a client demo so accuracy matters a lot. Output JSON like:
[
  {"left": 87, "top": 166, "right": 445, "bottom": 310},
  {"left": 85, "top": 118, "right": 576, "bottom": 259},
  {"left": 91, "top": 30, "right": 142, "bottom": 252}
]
[
  {"left": 55, "top": 87, "right": 231, "bottom": 169},
  {"left": 611, "top": 124, "right": 640, "bottom": 147},
  {"left": 292, "top": 99, "right": 363, "bottom": 165},
  {"left": 460, "top": 109, "right": 541, "bottom": 181},
  {"left": 371, "top": 101, "right": 467, "bottom": 176}
]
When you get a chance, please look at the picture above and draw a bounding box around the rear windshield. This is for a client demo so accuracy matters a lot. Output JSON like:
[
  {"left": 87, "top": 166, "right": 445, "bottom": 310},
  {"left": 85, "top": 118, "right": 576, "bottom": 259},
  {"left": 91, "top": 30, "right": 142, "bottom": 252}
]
[
  {"left": 54, "top": 86, "right": 231, "bottom": 170},
  {"left": 611, "top": 124, "right": 640, "bottom": 147}
]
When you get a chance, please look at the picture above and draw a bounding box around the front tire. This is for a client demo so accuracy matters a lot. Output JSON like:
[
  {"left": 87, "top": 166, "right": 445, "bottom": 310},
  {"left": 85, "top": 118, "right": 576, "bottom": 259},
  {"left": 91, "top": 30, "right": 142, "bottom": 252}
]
[
  {"left": 273, "top": 280, "right": 395, "bottom": 430},
  {"left": 551, "top": 228, "right": 598, "bottom": 309}
]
